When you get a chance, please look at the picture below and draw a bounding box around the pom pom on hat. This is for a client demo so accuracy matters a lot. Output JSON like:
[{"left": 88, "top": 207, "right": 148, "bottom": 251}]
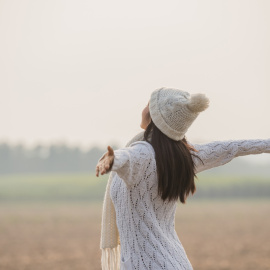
[{"left": 187, "top": 93, "right": 210, "bottom": 113}]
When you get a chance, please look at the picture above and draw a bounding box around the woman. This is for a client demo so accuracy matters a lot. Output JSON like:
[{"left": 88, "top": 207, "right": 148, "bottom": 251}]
[{"left": 96, "top": 87, "right": 270, "bottom": 270}]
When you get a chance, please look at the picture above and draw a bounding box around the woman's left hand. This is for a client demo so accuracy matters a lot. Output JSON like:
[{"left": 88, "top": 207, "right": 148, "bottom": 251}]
[{"left": 96, "top": 146, "right": 114, "bottom": 177}]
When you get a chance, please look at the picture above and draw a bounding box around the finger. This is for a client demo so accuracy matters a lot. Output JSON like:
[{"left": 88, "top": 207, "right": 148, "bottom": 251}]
[
  {"left": 107, "top": 145, "right": 114, "bottom": 156},
  {"left": 96, "top": 165, "right": 100, "bottom": 177},
  {"left": 101, "top": 164, "right": 106, "bottom": 175},
  {"left": 104, "top": 164, "right": 110, "bottom": 174}
]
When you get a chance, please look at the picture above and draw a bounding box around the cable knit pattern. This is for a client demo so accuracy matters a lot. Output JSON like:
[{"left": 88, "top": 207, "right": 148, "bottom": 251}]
[
  {"left": 109, "top": 137, "right": 270, "bottom": 270},
  {"left": 189, "top": 139, "right": 270, "bottom": 174}
]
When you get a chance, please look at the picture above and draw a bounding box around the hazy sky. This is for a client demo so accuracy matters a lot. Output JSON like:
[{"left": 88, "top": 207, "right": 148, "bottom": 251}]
[{"left": 1, "top": 0, "right": 270, "bottom": 156}]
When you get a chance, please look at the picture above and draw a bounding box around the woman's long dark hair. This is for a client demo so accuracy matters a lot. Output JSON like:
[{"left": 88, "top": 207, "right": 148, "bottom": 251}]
[{"left": 144, "top": 119, "right": 204, "bottom": 204}]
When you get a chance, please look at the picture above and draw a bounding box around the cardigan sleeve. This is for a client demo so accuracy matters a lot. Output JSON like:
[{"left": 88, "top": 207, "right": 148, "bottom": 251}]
[
  {"left": 107, "top": 141, "right": 153, "bottom": 188},
  {"left": 188, "top": 138, "right": 270, "bottom": 174}
]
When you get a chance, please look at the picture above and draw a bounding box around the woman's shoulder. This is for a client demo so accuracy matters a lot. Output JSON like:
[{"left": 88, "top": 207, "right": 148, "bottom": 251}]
[{"left": 129, "top": 141, "right": 155, "bottom": 158}]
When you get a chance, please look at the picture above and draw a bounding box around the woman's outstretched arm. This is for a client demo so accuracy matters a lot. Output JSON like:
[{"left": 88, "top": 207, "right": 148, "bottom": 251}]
[
  {"left": 96, "top": 141, "right": 154, "bottom": 188},
  {"left": 188, "top": 138, "right": 270, "bottom": 174}
]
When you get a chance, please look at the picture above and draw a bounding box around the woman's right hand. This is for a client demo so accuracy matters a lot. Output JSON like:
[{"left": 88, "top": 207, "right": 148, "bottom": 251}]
[{"left": 95, "top": 146, "right": 114, "bottom": 177}]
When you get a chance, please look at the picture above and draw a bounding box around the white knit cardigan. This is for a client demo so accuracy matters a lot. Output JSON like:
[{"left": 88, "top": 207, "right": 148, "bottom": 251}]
[{"left": 99, "top": 131, "right": 270, "bottom": 270}]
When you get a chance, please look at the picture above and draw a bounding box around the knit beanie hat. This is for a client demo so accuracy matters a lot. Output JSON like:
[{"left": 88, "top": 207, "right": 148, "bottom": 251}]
[{"left": 149, "top": 87, "right": 210, "bottom": 141}]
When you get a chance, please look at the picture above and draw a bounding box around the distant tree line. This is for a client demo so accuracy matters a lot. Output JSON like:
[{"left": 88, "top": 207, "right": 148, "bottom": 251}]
[
  {"left": 0, "top": 142, "right": 119, "bottom": 174},
  {"left": 0, "top": 142, "right": 269, "bottom": 176}
]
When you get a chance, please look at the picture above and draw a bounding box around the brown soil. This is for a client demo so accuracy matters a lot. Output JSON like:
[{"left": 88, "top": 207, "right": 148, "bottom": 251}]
[{"left": 0, "top": 200, "right": 269, "bottom": 270}]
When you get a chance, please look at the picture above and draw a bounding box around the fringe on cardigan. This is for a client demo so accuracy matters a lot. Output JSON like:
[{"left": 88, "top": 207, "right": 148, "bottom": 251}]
[{"left": 101, "top": 245, "right": 121, "bottom": 270}]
